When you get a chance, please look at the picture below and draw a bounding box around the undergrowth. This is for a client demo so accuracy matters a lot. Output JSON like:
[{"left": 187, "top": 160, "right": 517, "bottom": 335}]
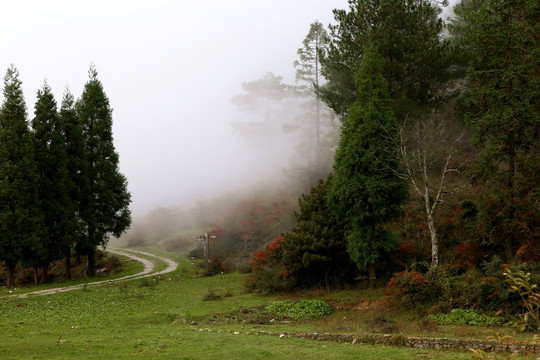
[
  {"left": 430, "top": 309, "right": 505, "bottom": 326},
  {"left": 264, "top": 300, "right": 334, "bottom": 320}
]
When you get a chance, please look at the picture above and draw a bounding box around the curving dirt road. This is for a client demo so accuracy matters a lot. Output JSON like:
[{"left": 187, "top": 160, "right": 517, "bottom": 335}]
[{"left": 5, "top": 248, "right": 178, "bottom": 298}]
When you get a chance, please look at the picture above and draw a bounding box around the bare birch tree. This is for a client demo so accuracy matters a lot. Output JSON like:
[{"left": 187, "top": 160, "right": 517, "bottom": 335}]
[{"left": 389, "top": 113, "right": 470, "bottom": 268}]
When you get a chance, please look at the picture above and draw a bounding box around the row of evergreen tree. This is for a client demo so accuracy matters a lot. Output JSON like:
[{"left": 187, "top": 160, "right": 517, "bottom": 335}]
[{"left": 0, "top": 65, "right": 131, "bottom": 288}]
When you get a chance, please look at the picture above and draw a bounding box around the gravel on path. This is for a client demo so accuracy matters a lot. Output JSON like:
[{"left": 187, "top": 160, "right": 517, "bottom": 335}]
[{"left": 3, "top": 248, "right": 178, "bottom": 298}]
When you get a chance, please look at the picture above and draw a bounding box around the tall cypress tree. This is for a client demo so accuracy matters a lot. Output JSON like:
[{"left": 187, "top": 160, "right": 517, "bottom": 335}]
[
  {"left": 77, "top": 66, "right": 131, "bottom": 276},
  {"left": 59, "top": 88, "right": 88, "bottom": 280},
  {"left": 0, "top": 66, "right": 44, "bottom": 287},
  {"left": 329, "top": 44, "right": 408, "bottom": 285},
  {"left": 31, "top": 82, "right": 72, "bottom": 283}
]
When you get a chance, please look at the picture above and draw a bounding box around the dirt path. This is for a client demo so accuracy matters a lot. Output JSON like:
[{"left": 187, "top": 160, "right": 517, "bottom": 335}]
[
  {"left": 117, "top": 248, "right": 178, "bottom": 276},
  {"left": 6, "top": 248, "right": 178, "bottom": 298}
]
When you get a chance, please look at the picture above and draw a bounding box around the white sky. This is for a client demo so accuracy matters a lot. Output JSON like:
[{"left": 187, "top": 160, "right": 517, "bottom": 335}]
[{"left": 1, "top": 0, "right": 351, "bottom": 215}]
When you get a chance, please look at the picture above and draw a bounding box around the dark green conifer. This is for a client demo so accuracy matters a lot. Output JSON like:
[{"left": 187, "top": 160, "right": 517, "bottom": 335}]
[
  {"left": 59, "top": 88, "right": 88, "bottom": 280},
  {"left": 77, "top": 66, "right": 131, "bottom": 276},
  {"left": 0, "top": 66, "right": 44, "bottom": 287},
  {"left": 320, "top": 0, "right": 454, "bottom": 118},
  {"left": 282, "top": 175, "right": 356, "bottom": 289},
  {"left": 455, "top": 0, "right": 539, "bottom": 260},
  {"left": 329, "top": 44, "right": 408, "bottom": 286},
  {"left": 31, "top": 82, "right": 72, "bottom": 283}
]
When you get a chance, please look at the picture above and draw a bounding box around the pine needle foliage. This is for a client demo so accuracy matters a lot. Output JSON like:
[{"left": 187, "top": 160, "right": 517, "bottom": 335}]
[{"left": 329, "top": 44, "right": 407, "bottom": 282}]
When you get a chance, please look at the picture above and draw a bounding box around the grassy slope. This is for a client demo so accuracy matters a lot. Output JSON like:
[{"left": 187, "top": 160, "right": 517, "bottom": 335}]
[{"left": 0, "top": 250, "right": 527, "bottom": 359}]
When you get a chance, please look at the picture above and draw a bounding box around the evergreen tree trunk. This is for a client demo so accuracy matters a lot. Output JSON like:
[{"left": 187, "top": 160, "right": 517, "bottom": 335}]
[
  {"left": 87, "top": 249, "right": 96, "bottom": 277},
  {"left": 6, "top": 263, "right": 16, "bottom": 288},
  {"left": 314, "top": 48, "right": 321, "bottom": 180},
  {"left": 315, "top": 96, "right": 321, "bottom": 180},
  {"left": 65, "top": 250, "right": 72, "bottom": 280},
  {"left": 34, "top": 266, "right": 39, "bottom": 286},
  {"left": 40, "top": 265, "right": 48, "bottom": 284}
]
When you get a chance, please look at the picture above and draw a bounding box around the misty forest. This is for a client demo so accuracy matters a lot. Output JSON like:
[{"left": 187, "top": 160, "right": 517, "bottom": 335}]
[{"left": 1, "top": 0, "right": 539, "bottom": 358}]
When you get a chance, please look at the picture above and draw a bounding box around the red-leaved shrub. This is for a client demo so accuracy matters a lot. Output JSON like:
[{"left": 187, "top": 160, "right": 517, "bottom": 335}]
[
  {"left": 385, "top": 271, "right": 430, "bottom": 303},
  {"left": 246, "top": 236, "right": 289, "bottom": 294}
]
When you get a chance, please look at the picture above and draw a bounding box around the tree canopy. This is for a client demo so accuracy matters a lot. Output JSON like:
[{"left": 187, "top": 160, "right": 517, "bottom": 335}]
[
  {"left": 320, "top": 0, "right": 454, "bottom": 118},
  {"left": 329, "top": 43, "right": 408, "bottom": 282},
  {"left": 77, "top": 66, "right": 131, "bottom": 276},
  {"left": 0, "top": 66, "right": 44, "bottom": 287},
  {"left": 282, "top": 175, "right": 356, "bottom": 289}
]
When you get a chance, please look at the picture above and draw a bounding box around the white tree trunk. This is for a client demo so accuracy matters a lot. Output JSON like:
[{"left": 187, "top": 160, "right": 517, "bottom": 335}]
[
  {"left": 426, "top": 209, "right": 438, "bottom": 268},
  {"left": 390, "top": 114, "right": 468, "bottom": 270}
]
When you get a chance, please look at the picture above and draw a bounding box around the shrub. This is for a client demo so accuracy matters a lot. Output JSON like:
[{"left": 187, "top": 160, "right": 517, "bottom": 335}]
[
  {"left": 504, "top": 269, "right": 540, "bottom": 333},
  {"left": 246, "top": 237, "right": 290, "bottom": 294},
  {"left": 281, "top": 176, "right": 357, "bottom": 289},
  {"left": 395, "top": 242, "right": 417, "bottom": 269},
  {"left": 455, "top": 242, "right": 485, "bottom": 269},
  {"left": 104, "top": 255, "right": 123, "bottom": 274},
  {"left": 385, "top": 271, "right": 435, "bottom": 304},
  {"left": 235, "top": 261, "right": 252, "bottom": 274},
  {"left": 202, "top": 256, "right": 229, "bottom": 277},
  {"left": 429, "top": 309, "right": 504, "bottom": 326},
  {"left": 16, "top": 267, "right": 36, "bottom": 285},
  {"left": 426, "top": 265, "right": 512, "bottom": 311},
  {"left": 480, "top": 255, "right": 503, "bottom": 276},
  {"left": 264, "top": 300, "right": 333, "bottom": 320}
]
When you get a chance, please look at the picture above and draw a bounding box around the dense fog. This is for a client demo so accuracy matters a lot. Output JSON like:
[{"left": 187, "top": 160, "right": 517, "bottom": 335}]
[{"left": 0, "top": 0, "right": 349, "bottom": 216}]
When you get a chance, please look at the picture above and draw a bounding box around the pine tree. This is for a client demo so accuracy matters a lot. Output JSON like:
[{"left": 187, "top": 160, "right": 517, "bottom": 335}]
[
  {"left": 328, "top": 44, "right": 408, "bottom": 286},
  {"left": 77, "top": 66, "right": 131, "bottom": 276},
  {"left": 0, "top": 66, "right": 44, "bottom": 287},
  {"left": 320, "top": 0, "right": 454, "bottom": 118},
  {"left": 281, "top": 175, "right": 356, "bottom": 289},
  {"left": 59, "top": 88, "right": 88, "bottom": 280},
  {"left": 455, "top": 0, "right": 539, "bottom": 260},
  {"left": 293, "top": 21, "right": 332, "bottom": 182},
  {"left": 31, "top": 82, "right": 72, "bottom": 284},
  {"left": 231, "top": 72, "right": 291, "bottom": 122}
]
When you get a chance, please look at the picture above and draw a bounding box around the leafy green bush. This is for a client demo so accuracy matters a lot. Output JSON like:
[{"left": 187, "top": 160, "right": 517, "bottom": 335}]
[
  {"left": 264, "top": 300, "right": 333, "bottom": 320},
  {"left": 504, "top": 269, "right": 540, "bottom": 333},
  {"left": 429, "top": 309, "right": 503, "bottom": 326}
]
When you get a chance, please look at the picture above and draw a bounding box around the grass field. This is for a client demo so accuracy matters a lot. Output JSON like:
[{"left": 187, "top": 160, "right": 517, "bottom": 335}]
[{"left": 0, "top": 249, "right": 534, "bottom": 359}]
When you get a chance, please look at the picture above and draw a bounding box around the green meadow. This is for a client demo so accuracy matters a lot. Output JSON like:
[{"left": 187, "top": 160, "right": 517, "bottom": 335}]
[{"left": 0, "top": 249, "right": 530, "bottom": 359}]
